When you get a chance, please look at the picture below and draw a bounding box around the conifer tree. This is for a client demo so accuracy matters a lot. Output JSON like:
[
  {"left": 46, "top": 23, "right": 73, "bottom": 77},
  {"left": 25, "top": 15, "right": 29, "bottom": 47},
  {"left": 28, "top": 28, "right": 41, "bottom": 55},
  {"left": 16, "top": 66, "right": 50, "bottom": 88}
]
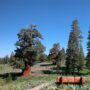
[
  {"left": 60, "top": 48, "right": 66, "bottom": 65},
  {"left": 86, "top": 29, "right": 90, "bottom": 72},
  {"left": 56, "top": 48, "right": 66, "bottom": 68},
  {"left": 48, "top": 43, "right": 60, "bottom": 65},
  {"left": 66, "top": 20, "right": 83, "bottom": 74},
  {"left": 77, "top": 44, "right": 84, "bottom": 73}
]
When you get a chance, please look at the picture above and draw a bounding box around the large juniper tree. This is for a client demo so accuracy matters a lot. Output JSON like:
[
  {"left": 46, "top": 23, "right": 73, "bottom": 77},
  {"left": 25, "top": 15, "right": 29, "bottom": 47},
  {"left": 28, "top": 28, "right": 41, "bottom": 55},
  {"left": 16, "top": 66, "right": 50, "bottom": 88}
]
[
  {"left": 14, "top": 25, "right": 45, "bottom": 76},
  {"left": 66, "top": 20, "right": 83, "bottom": 74},
  {"left": 86, "top": 29, "right": 90, "bottom": 72}
]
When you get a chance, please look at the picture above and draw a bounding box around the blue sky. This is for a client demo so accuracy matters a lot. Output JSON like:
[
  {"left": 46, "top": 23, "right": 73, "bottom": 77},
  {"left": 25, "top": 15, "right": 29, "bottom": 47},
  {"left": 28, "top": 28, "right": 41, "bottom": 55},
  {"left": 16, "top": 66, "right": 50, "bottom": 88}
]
[{"left": 0, "top": 0, "right": 90, "bottom": 57}]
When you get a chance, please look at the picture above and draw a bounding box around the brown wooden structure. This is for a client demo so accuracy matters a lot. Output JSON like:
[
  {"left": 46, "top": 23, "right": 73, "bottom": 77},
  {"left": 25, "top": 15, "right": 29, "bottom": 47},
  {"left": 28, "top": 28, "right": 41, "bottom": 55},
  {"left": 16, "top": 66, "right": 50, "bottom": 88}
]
[{"left": 57, "top": 76, "right": 86, "bottom": 85}]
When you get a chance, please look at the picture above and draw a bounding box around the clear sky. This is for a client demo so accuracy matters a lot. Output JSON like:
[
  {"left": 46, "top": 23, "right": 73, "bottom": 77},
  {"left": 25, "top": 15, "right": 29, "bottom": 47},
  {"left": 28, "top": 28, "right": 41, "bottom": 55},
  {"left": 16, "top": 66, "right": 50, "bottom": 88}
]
[{"left": 0, "top": 0, "right": 90, "bottom": 57}]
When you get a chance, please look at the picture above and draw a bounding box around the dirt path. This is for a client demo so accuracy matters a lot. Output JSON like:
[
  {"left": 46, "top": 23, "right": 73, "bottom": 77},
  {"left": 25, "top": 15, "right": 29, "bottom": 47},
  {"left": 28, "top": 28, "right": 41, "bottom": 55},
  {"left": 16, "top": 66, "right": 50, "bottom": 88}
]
[{"left": 27, "top": 83, "right": 50, "bottom": 90}]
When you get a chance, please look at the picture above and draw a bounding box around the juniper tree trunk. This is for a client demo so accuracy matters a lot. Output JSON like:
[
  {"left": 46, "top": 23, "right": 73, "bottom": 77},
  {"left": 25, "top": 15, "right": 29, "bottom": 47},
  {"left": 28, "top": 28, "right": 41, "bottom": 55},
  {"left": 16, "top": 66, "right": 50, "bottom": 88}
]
[
  {"left": 23, "top": 65, "right": 31, "bottom": 76},
  {"left": 23, "top": 60, "right": 32, "bottom": 77}
]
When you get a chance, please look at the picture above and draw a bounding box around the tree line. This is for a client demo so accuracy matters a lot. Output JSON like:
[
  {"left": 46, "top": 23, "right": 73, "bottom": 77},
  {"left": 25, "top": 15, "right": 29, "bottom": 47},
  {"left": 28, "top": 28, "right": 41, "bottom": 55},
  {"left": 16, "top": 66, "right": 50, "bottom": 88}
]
[{"left": 0, "top": 20, "right": 90, "bottom": 76}]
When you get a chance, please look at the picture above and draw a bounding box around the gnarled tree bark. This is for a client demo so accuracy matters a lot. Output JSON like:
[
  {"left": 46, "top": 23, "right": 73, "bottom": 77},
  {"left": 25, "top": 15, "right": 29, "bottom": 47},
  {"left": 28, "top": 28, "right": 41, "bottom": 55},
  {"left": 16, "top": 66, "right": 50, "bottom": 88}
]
[{"left": 23, "top": 65, "right": 31, "bottom": 76}]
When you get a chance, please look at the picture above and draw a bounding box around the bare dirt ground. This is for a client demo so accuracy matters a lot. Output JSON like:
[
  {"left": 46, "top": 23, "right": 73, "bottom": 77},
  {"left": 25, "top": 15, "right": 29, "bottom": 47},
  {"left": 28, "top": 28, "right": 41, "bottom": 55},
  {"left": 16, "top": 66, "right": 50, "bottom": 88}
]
[
  {"left": 27, "top": 83, "right": 50, "bottom": 90},
  {"left": 32, "top": 62, "right": 53, "bottom": 71},
  {"left": 30, "top": 62, "right": 54, "bottom": 76},
  {"left": 27, "top": 62, "right": 54, "bottom": 90},
  {"left": 30, "top": 72, "right": 48, "bottom": 77}
]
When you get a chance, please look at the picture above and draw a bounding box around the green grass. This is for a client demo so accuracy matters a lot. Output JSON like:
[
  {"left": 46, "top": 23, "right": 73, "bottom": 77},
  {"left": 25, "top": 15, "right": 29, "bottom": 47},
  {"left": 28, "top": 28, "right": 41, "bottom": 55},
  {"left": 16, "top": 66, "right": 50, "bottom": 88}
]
[
  {"left": 81, "top": 68, "right": 89, "bottom": 75},
  {"left": 41, "top": 75, "right": 90, "bottom": 90},
  {"left": 0, "top": 74, "right": 90, "bottom": 90},
  {"left": 0, "top": 64, "right": 21, "bottom": 74},
  {"left": 0, "top": 75, "right": 58, "bottom": 90},
  {"left": 0, "top": 62, "right": 90, "bottom": 90}
]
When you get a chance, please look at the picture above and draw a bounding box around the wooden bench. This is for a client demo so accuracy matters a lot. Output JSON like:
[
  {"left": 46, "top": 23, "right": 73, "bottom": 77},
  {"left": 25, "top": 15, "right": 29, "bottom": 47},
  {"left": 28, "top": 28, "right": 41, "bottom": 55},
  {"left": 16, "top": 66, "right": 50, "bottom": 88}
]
[{"left": 57, "top": 76, "right": 86, "bottom": 85}]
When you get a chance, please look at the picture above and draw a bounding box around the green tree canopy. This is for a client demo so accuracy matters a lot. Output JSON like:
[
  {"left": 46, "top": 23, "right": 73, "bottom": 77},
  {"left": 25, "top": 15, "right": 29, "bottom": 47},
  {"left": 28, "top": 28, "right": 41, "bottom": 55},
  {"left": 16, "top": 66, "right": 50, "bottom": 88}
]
[
  {"left": 56, "top": 48, "right": 66, "bottom": 68},
  {"left": 77, "top": 44, "right": 84, "bottom": 73},
  {"left": 66, "top": 20, "right": 83, "bottom": 74},
  {"left": 48, "top": 43, "right": 60, "bottom": 64},
  {"left": 86, "top": 29, "right": 90, "bottom": 72},
  {"left": 14, "top": 25, "right": 45, "bottom": 70}
]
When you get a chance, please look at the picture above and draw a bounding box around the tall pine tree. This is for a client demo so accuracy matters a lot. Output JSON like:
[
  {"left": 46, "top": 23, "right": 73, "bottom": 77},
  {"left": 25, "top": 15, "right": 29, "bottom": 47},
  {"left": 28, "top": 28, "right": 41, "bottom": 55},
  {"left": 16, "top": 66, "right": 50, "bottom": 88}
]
[
  {"left": 86, "top": 29, "right": 90, "bottom": 72},
  {"left": 77, "top": 44, "right": 84, "bottom": 73},
  {"left": 66, "top": 20, "right": 83, "bottom": 74}
]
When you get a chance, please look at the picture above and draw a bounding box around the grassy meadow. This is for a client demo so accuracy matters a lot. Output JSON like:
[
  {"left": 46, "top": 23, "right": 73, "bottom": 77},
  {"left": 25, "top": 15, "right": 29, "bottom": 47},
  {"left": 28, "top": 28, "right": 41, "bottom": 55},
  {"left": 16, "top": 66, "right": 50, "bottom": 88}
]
[{"left": 0, "top": 62, "right": 90, "bottom": 90}]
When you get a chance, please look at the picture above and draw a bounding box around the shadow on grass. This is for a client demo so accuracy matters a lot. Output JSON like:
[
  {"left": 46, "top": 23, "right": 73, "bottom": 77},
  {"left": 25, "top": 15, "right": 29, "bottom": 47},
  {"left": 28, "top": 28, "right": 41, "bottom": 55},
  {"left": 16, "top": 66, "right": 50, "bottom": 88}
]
[
  {"left": 42, "top": 66, "right": 89, "bottom": 76},
  {"left": 55, "top": 82, "right": 84, "bottom": 87},
  {"left": 42, "top": 70, "right": 54, "bottom": 74},
  {"left": 0, "top": 72, "right": 22, "bottom": 80},
  {"left": 42, "top": 70, "right": 66, "bottom": 75},
  {"left": 51, "top": 67, "right": 67, "bottom": 75},
  {"left": 40, "top": 63, "right": 54, "bottom": 67}
]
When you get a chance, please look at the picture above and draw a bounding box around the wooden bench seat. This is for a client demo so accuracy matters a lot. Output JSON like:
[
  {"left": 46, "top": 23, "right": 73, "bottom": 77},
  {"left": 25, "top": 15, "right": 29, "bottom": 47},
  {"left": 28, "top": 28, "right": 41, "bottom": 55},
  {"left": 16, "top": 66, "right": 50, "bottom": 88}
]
[{"left": 57, "top": 76, "right": 86, "bottom": 85}]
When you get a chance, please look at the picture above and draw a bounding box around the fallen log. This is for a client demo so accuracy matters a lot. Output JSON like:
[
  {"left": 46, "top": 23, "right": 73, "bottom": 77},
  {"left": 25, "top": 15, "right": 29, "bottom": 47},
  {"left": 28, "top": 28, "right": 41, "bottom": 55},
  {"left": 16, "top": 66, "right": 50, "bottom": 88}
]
[{"left": 57, "top": 76, "right": 86, "bottom": 85}]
